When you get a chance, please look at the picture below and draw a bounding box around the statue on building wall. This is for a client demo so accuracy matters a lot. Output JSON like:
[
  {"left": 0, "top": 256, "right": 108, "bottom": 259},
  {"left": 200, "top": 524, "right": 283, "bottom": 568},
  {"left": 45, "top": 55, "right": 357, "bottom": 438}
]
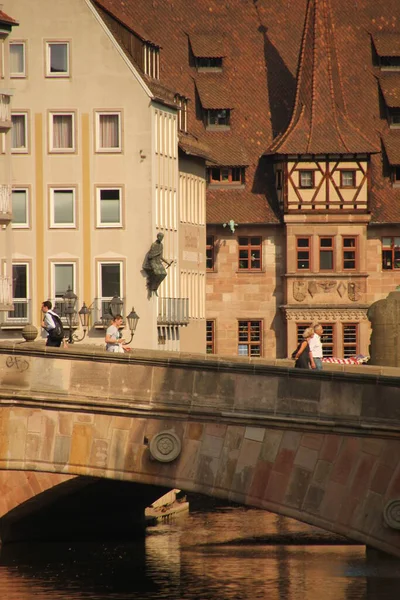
[{"left": 143, "top": 233, "right": 173, "bottom": 295}]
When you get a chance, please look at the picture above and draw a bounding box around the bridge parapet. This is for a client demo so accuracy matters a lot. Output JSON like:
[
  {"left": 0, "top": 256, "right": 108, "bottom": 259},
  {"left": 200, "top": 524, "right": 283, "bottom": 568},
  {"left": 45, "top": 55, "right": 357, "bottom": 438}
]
[{"left": 0, "top": 341, "right": 399, "bottom": 437}]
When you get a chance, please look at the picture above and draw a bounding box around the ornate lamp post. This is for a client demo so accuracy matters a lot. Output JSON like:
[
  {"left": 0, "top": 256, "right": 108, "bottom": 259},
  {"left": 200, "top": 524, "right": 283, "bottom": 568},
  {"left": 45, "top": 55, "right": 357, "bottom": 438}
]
[
  {"left": 126, "top": 307, "right": 140, "bottom": 343},
  {"left": 63, "top": 287, "right": 91, "bottom": 343},
  {"left": 63, "top": 286, "right": 77, "bottom": 344},
  {"left": 109, "top": 294, "right": 124, "bottom": 317}
]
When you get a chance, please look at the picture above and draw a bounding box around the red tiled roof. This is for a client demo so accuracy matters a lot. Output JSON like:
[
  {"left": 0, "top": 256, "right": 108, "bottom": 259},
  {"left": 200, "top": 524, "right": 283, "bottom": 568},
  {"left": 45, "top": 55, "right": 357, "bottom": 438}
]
[
  {"left": 189, "top": 32, "right": 226, "bottom": 57},
  {"left": 378, "top": 74, "right": 400, "bottom": 107},
  {"left": 0, "top": 10, "right": 18, "bottom": 25},
  {"left": 93, "top": 0, "right": 157, "bottom": 45},
  {"left": 92, "top": 0, "right": 400, "bottom": 224},
  {"left": 382, "top": 133, "right": 400, "bottom": 165},
  {"left": 195, "top": 74, "right": 235, "bottom": 108},
  {"left": 267, "top": 0, "right": 379, "bottom": 155},
  {"left": 372, "top": 32, "right": 400, "bottom": 57},
  {"left": 179, "top": 133, "right": 214, "bottom": 162}
]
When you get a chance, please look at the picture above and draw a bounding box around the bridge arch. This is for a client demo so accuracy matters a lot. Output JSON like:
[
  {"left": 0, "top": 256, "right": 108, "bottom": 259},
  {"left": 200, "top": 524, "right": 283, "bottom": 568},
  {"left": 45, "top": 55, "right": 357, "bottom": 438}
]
[{"left": 0, "top": 344, "right": 399, "bottom": 555}]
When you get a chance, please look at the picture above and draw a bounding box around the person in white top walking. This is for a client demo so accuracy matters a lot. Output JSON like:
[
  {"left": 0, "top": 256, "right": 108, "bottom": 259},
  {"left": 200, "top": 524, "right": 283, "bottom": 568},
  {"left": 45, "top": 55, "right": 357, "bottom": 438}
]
[{"left": 309, "top": 324, "right": 324, "bottom": 370}]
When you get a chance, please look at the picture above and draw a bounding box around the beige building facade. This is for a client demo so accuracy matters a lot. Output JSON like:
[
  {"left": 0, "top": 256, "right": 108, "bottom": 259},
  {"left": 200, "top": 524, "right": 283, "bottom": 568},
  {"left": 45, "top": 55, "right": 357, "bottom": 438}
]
[{"left": 2, "top": 0, "right": 206, "bottom": 352}]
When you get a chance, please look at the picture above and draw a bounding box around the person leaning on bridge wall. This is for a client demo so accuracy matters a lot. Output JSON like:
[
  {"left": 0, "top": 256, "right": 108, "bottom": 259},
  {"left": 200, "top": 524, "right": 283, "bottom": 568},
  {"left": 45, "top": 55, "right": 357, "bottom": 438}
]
[
  {"left": 294, "top": 327, "right": 316, "bottom": 369},
  {"left": 309, "top": 323, "right": 324, "bottom": 370},
  {"left": 105, "top": 315, "right": 131, "bottom": 353}
]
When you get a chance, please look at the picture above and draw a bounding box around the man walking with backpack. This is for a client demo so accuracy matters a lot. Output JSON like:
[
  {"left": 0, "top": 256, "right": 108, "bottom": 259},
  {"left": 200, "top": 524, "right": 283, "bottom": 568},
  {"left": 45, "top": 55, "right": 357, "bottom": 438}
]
[{"left": 41, "top": 301, "right": 64, "bottom": 347}]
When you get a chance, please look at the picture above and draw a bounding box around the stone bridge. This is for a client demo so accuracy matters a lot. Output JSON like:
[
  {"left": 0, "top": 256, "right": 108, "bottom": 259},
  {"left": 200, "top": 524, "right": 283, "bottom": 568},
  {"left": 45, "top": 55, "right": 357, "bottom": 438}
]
[{"left": 0, "top": 342, "right": 399, "bottom": 556}]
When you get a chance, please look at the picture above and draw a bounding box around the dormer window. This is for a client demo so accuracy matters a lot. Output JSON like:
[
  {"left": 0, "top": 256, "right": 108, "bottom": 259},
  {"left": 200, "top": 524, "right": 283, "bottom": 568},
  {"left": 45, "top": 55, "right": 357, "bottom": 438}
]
[
  {"left": 389, "top": 109, "right": 400, "bottom": 128},
  {"left": 206, "top": 109, "right": 230, "bottom": 129},
  {"left": 380, "top": 56, "right": 400, "bottom": 70},
  {"left": 175, "top": 95, "right": 188, "bottom": 132},
  {"left": 196, "top": 57, "right": 223, "bottom": 71},
  {"left": 209, "top": 167, "right": 245, "bottom": 185},
  {"left": 372, "top": 33, "right": 400, "bottom": 70},
  {"left": 143, "top": 43, "right": 159, "bottom": 79},
  {"left": 392, "top": 166, "right": 400, "bottom": 186}
]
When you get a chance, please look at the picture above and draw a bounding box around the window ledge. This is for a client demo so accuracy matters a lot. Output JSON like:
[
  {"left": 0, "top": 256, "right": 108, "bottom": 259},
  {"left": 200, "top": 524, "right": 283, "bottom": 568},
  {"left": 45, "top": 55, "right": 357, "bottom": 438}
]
[
  {"left": 285, "top": 272, "right": 369, "bottom": 278},
  {"left": 208, "top": 183, "right": 245, "bottom": 189},
  {"left": 206, "top": 125, "right": 230, "bottom": 132}
]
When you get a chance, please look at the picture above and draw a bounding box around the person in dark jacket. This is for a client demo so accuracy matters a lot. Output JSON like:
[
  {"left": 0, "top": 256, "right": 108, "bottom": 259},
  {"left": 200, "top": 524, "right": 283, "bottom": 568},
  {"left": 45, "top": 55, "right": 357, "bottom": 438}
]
[{"left": 294, "top": 327, "right": 316, "bottom": 369}]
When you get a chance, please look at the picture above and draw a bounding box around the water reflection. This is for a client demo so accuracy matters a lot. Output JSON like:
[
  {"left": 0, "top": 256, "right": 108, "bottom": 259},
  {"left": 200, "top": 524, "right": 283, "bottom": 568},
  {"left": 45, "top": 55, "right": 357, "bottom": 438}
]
[{"left": 0, "top": 501, "right": 399, "bottom": 599}]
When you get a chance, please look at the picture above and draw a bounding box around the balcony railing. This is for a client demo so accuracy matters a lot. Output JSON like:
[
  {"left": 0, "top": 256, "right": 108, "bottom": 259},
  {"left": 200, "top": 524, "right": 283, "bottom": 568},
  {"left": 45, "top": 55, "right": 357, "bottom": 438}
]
[
  {"left": 0, "top": 276, "right": 12, "bottom": 309},
  {"left": 0, "top": 93, "right": 11, "bottom": 127},
  {"left": 2, "top": 299, "right": 31, "bottom": 327},
  {"left": 157, "top": 297, "right": 189, "bottom": 325},
  {"left": 92, "top": 297, "right": 126, "bottom": 327},
  {"left": 53, "top": 298, "right": 80, "bottom": 328},
  {"left": 0, "top": 184, "right": 11, "bottom": 217}
]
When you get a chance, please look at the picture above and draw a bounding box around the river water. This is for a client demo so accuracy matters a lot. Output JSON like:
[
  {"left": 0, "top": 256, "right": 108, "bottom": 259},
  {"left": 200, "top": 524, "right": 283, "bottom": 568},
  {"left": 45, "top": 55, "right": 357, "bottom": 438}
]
[{"left": 0, "top": 498, "right": 400, "bottom": 599}]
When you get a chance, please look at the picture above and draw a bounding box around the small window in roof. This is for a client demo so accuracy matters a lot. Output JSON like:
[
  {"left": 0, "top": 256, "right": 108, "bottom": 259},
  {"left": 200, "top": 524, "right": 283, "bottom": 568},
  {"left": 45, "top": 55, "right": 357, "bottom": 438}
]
[{"left": 196, "top": 57, "right": 223, "bottom": 70}]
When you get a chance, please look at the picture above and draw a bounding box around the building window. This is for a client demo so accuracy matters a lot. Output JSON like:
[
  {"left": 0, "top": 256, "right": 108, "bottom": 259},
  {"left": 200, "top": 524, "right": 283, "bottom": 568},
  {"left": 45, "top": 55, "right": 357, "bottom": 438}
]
[
  {"left": 392, "top": 166, "right": 400, "bottom": 185},
  {"left": 50, "top": 112, "right": 75, "bottom": 152},
  {"left": 196, "top": 57, "right": 223, "bottom": 70},
  {"left": 382, "top": 237, "right": 400, "bottom": 270},
  {"left": 11, "top": 113, "right": 28, "bottom": 152},
  {"left": 343, "top": 237, "right": 357, "bottom": 270},
  {"left": 319, "top": 237, "right": 334, "bottom": 271},
  {"left": 340, "top": 170, "right": 356, "bottom": 188},
  {"left": 380, "top": 56, "right": 400, "bottom": 70},
  {"left": 298, "top": 170, "right": 314, "bottom": 189},
  {"left": 50, "top": 188, "right": 75, "bottom": 228},
  {"left": 96, "top": 112, "right": 121, "bottom": 152},
  {"left": 238, "top": 237, "right": 262, "bottom": 271},
  {"left": 276, "top": 169, "right": 283, "bottom": 190},
  {"left": 10, "top": 42, "right": 26, "bottom": 77},
  {"left": 296, "top": 237, "right": 311, "bottom": 270},
  {"left": 209, "top": 167, "right": 244, "bottom": 185},
  {"left": 238, "top": 320, "right": 262, "bottom": 357},
  {"left": 389, "top": 109, "right": 400, "bottom": 128},
  {"left": 206, "top": 109, "right": 230, "bottom": 128},
  {"left": 206, "top": 235, "right": 215, "bottom": 271},
  {"left": 52, "top": 262, "right": 75, "bottom": 318},
  {"left": 343, "top": 323, "right": 358, "bottom": 358},
  {"left": 99, "top": 262, "right": 123, "bottom": 318},
  {"left": 9, "top": 263, "right": 29, "bottom": 322},
  {"left": 46, "top": 42, "right": 69, "bottom": 76},
  {"left": 12, "top": 188, "right": 29, "bottom": 228},
  {"left": 96, "top": 188, "right": 122, "bottom": 227},
  {"left": 175, "top": 96, "right": 188, "bottom": 133},
  {"left": 206, "top": 320, "right": 215, "bottom": 354}
]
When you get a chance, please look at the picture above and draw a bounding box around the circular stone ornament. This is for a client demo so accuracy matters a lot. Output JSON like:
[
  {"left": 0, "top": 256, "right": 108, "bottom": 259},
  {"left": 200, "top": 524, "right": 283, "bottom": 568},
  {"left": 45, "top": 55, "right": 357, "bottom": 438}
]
[
  {"left": 149, "top": 431, "right": 182, "bottom": 463},
  {"left": 383, "top": 500, "right": 400, "bottom": 530},
  {"left": 21, "top": 324, "right": 38, "bottom": 342}
]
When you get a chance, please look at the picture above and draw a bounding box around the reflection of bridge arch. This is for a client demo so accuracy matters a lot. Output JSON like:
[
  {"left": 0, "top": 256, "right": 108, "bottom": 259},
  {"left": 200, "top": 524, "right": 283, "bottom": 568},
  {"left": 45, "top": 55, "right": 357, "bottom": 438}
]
[{"left": 0, "top": 344, "right": 399, "bottom": 556}]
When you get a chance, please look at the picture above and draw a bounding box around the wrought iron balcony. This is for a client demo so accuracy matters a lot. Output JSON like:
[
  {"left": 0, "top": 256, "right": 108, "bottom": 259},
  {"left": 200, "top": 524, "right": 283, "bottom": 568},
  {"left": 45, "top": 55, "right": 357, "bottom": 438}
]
[
  {"left": 0, "top": 276, "right": 12, "bottom": 310},
  {"left": 53, "top": 298, "right": 80, "bottom": 328},
  {"left": 0, "top": 93, "right": 11, "bottom": 128},
  {"left": 92, "top": 297, "right": 126, "bottom": 327},
  {"left": 1, "top": 299, "right": 31, "bottom": 328},
  {"left": 157, "top": 297, "right": 189, "bottom": 325},
  {"left": 0, "top": 184, "right": 11, "bottom": 220}
]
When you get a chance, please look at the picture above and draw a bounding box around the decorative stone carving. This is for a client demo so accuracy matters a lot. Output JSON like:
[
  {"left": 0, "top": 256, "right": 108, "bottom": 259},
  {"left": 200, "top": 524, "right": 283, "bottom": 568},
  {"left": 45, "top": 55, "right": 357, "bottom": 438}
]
[
  {"left": 383, "top": 499, "right": 400, "bottom": 530},
  {"left": 21, "top": 324, "right": 38, "bottom": 342},
  {"left": 348, "top": 282, "right": 362, "bottom": 302},
  {"left": 308, "top": 281, "right": 318, "bottom": 297},
  {"left": 149, "top": 431, "right": 182, "bottom": 463},
  {"left": 337, "top": 282, "right": 346, "bottom": 298},
  {"left": 317, "top": 280, "right": 337, "bottom": 293},
  {"left": 282, "top": 307, "right": 369, "bottom": 321},
  {"left": 293, "top": 281, "right": 307, "bottom": 302}
]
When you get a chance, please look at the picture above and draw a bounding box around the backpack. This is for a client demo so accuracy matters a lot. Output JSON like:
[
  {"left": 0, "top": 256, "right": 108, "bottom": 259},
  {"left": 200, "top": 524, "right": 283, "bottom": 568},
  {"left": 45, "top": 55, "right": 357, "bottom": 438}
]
[{"left": 49, "top": 311, "right": 64, "bottom": 341}]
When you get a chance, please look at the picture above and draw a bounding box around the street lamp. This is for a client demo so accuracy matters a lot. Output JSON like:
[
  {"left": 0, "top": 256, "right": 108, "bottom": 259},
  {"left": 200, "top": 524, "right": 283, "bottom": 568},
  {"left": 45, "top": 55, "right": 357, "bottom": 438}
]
[
  {"left": 126, "top": 306, "right": 140, "bottom": 343},
  {"left": 63, "top": 287, "right": 91, "bottom": 343},
  {"left": 109, "top": 294, "right": 124, "bottom": 317},
  {"left": 63, "top": 286, "right": 77, "bottom": 344}
]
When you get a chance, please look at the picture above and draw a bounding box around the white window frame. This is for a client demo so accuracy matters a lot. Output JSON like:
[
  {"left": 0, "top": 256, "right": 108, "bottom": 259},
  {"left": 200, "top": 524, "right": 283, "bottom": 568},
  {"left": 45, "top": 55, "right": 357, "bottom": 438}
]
[
  {"left": 96, "top": 187, "right": 123, "bottom": 228},
  {"left": 50, "top": 187, "right": 76, "bottom": 229},
  {"left": 45, "top": 41, "right": 70, "bottom": 77},
  {"left": 49, "top": 111, "right": 75, "bottom": 153},
  {"left": 51, "top": 262, "right": 77, "bottom": 319},
  {"left": 7, "top": 262, "right": 30, "bottom": 324},
  {"left": 95, "top": 111, "right": 122, "bottom": 152},
  {"left": 11, "top": 112, "right": 28, "bottom": 153},
  {"left": 12, "top": 187, "right": 29, "bottom": 229},
  {"left": 98, "top": 261, "right": 123, "bottom": 319},
  {"left": 10, "top": 41, "right": 26, "bottom": 78}
]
